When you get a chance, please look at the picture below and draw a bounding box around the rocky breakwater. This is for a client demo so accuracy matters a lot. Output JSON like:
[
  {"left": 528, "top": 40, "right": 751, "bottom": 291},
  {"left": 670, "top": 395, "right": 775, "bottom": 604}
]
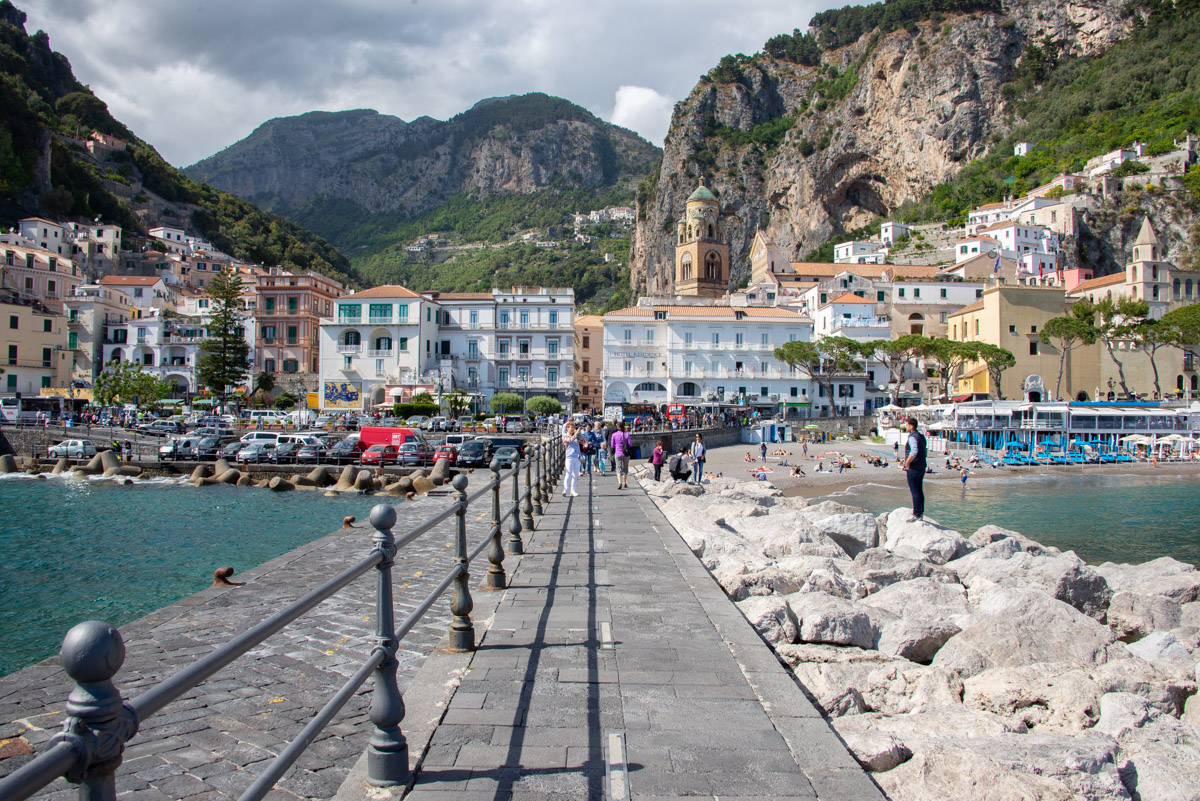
[{"left": 641, "top": 473, "right": 1200, "bottom": 800}]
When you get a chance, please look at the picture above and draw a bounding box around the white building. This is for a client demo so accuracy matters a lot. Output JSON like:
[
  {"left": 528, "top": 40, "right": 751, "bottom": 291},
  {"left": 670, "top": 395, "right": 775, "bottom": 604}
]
[
  {"left": 318, "top": 285, "right": 575, "bottom": 412},
  {"left": 148, "top": 226, "right": 188, "bottom": 255},
  {"left": 65, "top": 284, "right": 132, "bottom": 385},
  {"left": 318, "top": 286, "right": 435, "bottom": 411},
  {"left": 1014, "top": 142, "right": 1032, "bottom": 157},
  {"left": 1, "top": 242, "right": 83, "bottom": 302},
  {"left": 597, "top": 301, "right": 872, "bottom": 416},
  {"left": 97, "top": 275, "right": 177, "bottom": 314},
  {"left": 812, "top": 293, "right": 888, "bottom": 341},
  {"left": 834, "top": 241, "right": 887, "bottom": 264},
  {"left": 880, "top": 222, "right": 910, "bottom": 247},
  {"left": 16, "top": 218, "right": 69, "bottom": 255},
  {"left": 1086, "top": 144, "right": 1146, "bottom": 178}
]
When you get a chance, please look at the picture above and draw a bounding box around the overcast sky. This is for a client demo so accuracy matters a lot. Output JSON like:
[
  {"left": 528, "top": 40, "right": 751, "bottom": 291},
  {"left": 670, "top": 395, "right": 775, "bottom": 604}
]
[{"left": 23, "top": 0, "right": 831, "bottom": 167}]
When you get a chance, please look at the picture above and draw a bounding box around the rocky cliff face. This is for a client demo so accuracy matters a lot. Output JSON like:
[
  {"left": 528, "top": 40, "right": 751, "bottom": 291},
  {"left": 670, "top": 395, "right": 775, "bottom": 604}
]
[
  {"left": 185, "top": 94, "right": 659, "bottom": 219},
  {"left": 631, "top": 0, "right": 1134, "bottom": 295}
]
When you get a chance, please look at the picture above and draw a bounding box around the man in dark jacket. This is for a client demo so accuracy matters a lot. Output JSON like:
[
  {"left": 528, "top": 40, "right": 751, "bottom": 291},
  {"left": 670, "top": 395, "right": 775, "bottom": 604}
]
[{"left": 902, "top": 417, "right": 927, "bottom": 522}]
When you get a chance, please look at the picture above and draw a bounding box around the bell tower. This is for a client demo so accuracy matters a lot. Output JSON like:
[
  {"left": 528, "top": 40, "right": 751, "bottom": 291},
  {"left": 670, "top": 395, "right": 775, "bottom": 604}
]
[{"left": 674, "top": 182, "right": 729, "bottom": 297}]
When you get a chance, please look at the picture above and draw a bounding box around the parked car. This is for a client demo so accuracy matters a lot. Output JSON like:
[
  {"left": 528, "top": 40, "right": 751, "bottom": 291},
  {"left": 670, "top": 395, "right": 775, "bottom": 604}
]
[
  {"left": 190, "top": 436, "right": 235, "bottom": 461},
  {"left": 396, "top": 441, "right": 435, "bottom": 466},
  {"left": 47, "top": 439, "right": 98, "bottom": 459},
  {"left": 492, "top": 446, "right": 520, "bottom": 470},
  {"left": 405, "top": 415, "right": 431, "bottom": 430},
  {"left": 429, "top": 416, "right": 449, "bottom": 432},
  {"left": 217, "top": 440, "right": 244, "bottom": 460},
  {"left": 455, "top": 416, "right": 474, "bottom": 431},
  {"left": 504, "top": 416, "right": 536, "bottom": 434},
  {"left": 191, "top": 425, "right": 234, "bottom": 438},
  {"left": 486, "top": 436, "right": 527, "bottom": 457},
  {"left": 457, "top": 439, "right": 494, "bottom": 468},
  {"left": 361, "top": 444, "right": 400, "bottom": 466},
  {"left": 444, "top": 433, "right": 474, "bottom": 448},
  {"left": 271, "top": 441, "right": 303, "bottom": 464},
  {"left": 138, "top": 420, "right": 185, "bottom": 437},
  {"left": 433, "top": 444, "right": 459, "bottom": 463},
  {"left": 159, "top": 436, "right": 203, "bottom": 461},
  {"left": 327, "top": 439, "right": 367, "bottom": 465},
  {"left": 236, "top": 441, "right": 276, "bottom": 463},
  {"left": 295, "top": 442, "right": 327, "bottom": 464}
]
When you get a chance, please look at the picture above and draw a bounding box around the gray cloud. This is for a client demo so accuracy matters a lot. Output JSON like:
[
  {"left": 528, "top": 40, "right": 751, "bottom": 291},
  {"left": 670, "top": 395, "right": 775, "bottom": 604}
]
[{"left": 23, "top": 0, "right": 827, "bottom": 166}]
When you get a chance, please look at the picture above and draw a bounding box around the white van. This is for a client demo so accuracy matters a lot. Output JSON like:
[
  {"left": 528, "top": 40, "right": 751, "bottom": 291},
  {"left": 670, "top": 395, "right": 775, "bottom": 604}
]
[
  {"left": 247, "top": 409, "right": 290, "bottom": 426},
  {"left": 239, "top": 431, "right": 280, "bottom": 445},
  {"left": 275, "top": 433, "right": 324, "bottom": 448}
]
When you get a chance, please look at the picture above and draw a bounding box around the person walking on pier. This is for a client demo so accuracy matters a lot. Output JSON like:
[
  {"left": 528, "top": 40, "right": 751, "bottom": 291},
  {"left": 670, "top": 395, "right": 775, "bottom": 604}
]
[
  {"left": 611, "top": 422, "right": 632, "bottom": 489},
  {"left": 902, "top": 417, "right": 927, "bottom": 522},
  {"left": 690, "top": 433, "right": 706, "bottom": 484},
  {"left": 562, "top": 422, "right": 583, "bottom": 497}
]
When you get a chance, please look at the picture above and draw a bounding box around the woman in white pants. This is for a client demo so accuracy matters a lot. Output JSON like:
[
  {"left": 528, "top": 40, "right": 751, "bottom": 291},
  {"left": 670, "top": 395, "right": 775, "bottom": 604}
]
[{"left": 562, "top": 422, "right": 583, "bottom": 497}]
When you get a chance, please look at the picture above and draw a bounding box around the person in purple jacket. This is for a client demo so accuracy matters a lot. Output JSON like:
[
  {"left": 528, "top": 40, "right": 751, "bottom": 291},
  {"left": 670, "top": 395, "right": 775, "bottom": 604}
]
[{"left": 610, "top": 421, "right": 633, "bottom": 489}]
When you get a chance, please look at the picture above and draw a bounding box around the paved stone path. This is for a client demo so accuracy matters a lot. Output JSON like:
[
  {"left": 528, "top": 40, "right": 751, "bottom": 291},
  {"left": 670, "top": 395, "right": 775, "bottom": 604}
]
[
  {"left": 0, "top": 492, "right": 497, "bottom": 801},
  {"left": 402, "top": 472, "right": 884, "bottom": 801}
]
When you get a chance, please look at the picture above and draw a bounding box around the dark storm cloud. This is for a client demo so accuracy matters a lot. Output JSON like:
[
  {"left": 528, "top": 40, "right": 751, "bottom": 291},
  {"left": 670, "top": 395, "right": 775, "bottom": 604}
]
[{"left": 23, "top": 0, "right": 825, "bottom": 165}]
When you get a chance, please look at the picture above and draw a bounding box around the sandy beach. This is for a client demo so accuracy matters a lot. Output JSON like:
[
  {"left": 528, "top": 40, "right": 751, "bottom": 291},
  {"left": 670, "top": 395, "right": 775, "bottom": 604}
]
[{"left": 689, "top": 440, "right": 1200, "bottom": 500}]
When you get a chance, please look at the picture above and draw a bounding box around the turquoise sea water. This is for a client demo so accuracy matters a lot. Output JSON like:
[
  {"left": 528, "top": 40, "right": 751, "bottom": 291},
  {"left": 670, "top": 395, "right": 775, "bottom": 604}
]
[
  {"left": 0, "top": 475, "right": 403, "bottom": 677},
  {"left": 822, "top": 472, "right": 1200, "bottom": 567}
]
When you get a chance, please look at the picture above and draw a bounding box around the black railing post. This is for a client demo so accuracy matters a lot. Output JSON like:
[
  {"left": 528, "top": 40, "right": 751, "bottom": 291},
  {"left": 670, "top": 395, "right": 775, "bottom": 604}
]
[
  {"left": 51, "top": 621, "right": 138, "bottom": 801},
  {"left": 484, "top": 461, "right": 506, "bottom": 589},
  {"left": 448, "top": 475, "right": 475, "bottom": 651},
  {"left": 521, "top": 448, "right": 535, "bottom": 533},
  {"left": 365, "top": 504, "right": 408, "bottom": 786},
  {"left": 508, "top": 454, "right": 525, "bottom": 554},
  {"left": 539, "top": 439, "right": 550, "bottom": 502},
  {"left": 532, "top": 442, "right": 544, "bottom": 515}
]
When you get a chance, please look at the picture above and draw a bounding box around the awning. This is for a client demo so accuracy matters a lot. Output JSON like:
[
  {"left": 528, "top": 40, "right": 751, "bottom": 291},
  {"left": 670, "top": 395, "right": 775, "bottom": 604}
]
[{"left": 951, "top": 394, "right": 973, "bottom": 402}]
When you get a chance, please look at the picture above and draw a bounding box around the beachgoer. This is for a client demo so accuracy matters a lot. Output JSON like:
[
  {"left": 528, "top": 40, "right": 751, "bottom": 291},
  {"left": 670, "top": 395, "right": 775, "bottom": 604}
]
[
  {"left": 561, "top": 422, "right": 583, "bottom": 497},
  {"left": 610, "top": 422, "right": 632, "bottom": 489},
  {"left": 690, "top": 433, "right": 706, "bottom": 484},
  {"left": 651, "top": 440, "right": 665, "bottom": 482},
  {"left": 903, "top": 417, "right": 927, "bottom": 522},
  {"left": 760, "top": 442, "right": 767, "bottom": 462},
  {"left": 960, "top": 466, "right": 970, "bottom": 488}
]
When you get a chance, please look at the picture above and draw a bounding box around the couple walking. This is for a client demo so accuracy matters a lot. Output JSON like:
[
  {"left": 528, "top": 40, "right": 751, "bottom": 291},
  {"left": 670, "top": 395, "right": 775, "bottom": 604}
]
[{"left": 562, "top": 421, "right": 636, "bottom": 496}]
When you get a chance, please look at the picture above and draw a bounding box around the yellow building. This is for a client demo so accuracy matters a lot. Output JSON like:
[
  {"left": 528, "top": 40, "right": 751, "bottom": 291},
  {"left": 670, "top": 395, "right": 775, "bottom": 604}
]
[
  {"left": 0, "top": 290, "right": 71, "bottom": 395},
  {"left": 573, "top": 314, "right": 604, "bottom": 412},
  {"left": 674, "top": 183, "right": 729, "bottom": 297}
]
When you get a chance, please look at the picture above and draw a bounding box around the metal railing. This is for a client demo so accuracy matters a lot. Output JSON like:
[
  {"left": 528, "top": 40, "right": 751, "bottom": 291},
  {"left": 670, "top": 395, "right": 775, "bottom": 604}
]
[{"left": 0, "top": 437, "right": 565, "bottom": 801}]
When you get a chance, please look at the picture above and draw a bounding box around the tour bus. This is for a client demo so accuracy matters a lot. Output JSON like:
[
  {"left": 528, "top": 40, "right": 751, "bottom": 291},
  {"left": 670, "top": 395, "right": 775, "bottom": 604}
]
[
  {"left": 666, "top": 403, "right": 689, "bottom": 425},
  {"left": 0, "top": 396, "right": 64, "bottom": 425}
]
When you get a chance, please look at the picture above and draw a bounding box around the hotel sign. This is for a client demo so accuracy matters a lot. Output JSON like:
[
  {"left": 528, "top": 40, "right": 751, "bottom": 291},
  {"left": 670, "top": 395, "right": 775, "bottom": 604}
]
[{"left": 617, "top": 351, "right": 659, "bottom": 358}]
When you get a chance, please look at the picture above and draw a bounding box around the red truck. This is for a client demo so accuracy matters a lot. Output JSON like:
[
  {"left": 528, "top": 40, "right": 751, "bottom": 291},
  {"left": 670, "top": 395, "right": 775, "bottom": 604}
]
[{"left": 357, "top": 426, "right": 428, "bottom": 449}]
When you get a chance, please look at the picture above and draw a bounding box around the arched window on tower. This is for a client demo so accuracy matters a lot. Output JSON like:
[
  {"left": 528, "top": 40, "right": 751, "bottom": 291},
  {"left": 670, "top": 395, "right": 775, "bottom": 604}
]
[
  {"left": 1174, "top": 278, "right": 1181, "bottom": 299},
  {"left": 705, "top": 251, "right": 721, "bottom": 280},
  {"left": 680, "top": 253, "right": 693, "bottom": 281},
  {"left": 707, "top": 224, "right": 714, "bottom": 239},
  {"left": 1153, "top": 285, "right": 1159, "bottom": 299}
]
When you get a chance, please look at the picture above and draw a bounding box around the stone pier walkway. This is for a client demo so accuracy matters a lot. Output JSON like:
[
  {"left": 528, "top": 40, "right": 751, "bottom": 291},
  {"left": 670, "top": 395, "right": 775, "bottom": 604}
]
[{"left": 398, "top": 473, "right": 884, "bottom": 801}]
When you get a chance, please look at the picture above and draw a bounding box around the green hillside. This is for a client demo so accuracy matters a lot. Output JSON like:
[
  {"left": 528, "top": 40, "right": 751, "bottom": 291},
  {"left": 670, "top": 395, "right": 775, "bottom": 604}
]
[
  {"left": 0, "top": 1, "right": 353, "bottom": 283},
  {"left": 897, "top": 0, "right": 1200, "bottom": 225}
]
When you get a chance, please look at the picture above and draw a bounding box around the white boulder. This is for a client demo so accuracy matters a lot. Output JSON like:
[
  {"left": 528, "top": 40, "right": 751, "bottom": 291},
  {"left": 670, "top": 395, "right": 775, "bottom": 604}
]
[
  {"left": 934, "top": 586, "right": 1119, "bottom": 678},
  {"left": 1095, "top": 692, "right": 1200, "bottom": 801},
  {"left": 1097, "top": 557, "right": 1200, "bottom": 603},
  {"left": 847, "top": 548, "right": 961, "bottom": 595},
  {"left": 804, "top": 512, "right": 879, "bottom": 558},
  {"left": 883, "top": 509, "right": 974, "bottom": 565},
  {"left": 1108, "top": 591, "right": 1183, "bottom": 642},
  {"left": 735, "top": 595, "right": 798, "bottom": 645},
  {"left": 952, "top": 541, "right": 1112, "bottom": 621},
  {"left": 861, "top": 579, "right": 972, "bottom": 663},
  {"left": 797, "top": 567, "right": 865, "bottom": 600},
  {"left": 840, "top": 730, "right": 912, "bottom": 773},
  {"left": 784, "top": 590, "right": 881, "bottom": 649},
  {"left": 1125, "top": 631, "right": 1193, "bottom": 665}
]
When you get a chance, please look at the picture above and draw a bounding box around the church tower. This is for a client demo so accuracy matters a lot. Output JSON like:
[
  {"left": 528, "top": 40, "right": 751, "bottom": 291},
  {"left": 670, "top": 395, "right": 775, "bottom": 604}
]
[
  {"left": 674, "top": 182, "right": 729, "bottom": 297},
  {"left": 1126, "top": 217, "right": 1169, "bottom": 313}
]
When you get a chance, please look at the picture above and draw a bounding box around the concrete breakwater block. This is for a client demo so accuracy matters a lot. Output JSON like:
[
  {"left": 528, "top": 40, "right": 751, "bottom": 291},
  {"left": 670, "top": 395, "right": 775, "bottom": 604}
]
[
  {"left": 428, "top": 458, "right": 451, "bottom": 485},
  {"left": 0, "top": 453, "right": 18, "bottom": 473},
  {"left": 50, "top": 457, "right": 69, "bottom": 475},
  {"left": 306, "top": 467, "right": 330, "bottom": 487},
  {"left": 69, "top": 469, "right": 88, "bottom": 482},
  {"left": 268, "top": 477, "right": 295, "bottom": 492},
  {"left": 189, "top": 465, "right": 209, "bottom": 481},
  {"left": 333, "top": 465, "right": 356, "bottom": 490},
  {"left": 412, "top": 476, "right": 435, "bottom": 495},
  {"left": 216, "top": 468, "right": 241, "bottom": 484},
  {"left": 212, "top": 458, "right": 233, "bottom": 475},
  {"left": 237, "top": 474, "right": 253, "bottom": 487},
  {"left": 99, "top": 451, "right": 120, "bottom": 472},
  {"left": 324, "top": 489, "right": 340, "bottom": 497},
  {"left": 101, "top": 465, "right": 143, "bottom": 478},
  {"left": 409, "top": 468, "right": 427, "bottom": 480},
  {"left": 352, "top": 471, "right": 374, "bottom": 492}
]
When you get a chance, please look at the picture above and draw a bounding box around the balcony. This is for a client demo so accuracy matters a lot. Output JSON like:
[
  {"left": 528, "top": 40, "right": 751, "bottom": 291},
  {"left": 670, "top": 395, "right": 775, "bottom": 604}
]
[
  {"left": 336, "top": 316, "right": 362, "bottom": 326},
  {"left": 368, "top": 316, "right": 392, "bottom": 325},
  {"left": 367, "top": 348, "right": 394, "bottom": 357},
  {"left": 337, "top": 343, "right": 362, "bottom": 354}
]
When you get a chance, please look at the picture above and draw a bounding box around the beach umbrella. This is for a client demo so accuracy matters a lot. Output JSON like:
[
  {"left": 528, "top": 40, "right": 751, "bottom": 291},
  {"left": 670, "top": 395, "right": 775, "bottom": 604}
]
[
  {"left": 1119, "top": 434, "right": 1147, "bottom": 444},
  {"left": 879, "top": 403, "right": 903, "bottom": 412}
]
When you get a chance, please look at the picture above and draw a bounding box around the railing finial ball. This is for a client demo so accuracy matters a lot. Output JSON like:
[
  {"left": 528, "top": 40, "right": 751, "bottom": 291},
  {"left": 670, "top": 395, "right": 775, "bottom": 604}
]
[
  {"left": 489, "top": 458, "right": 500, "bottom": 472},
  {"left": 451, "top": 474, "right": 469, "bottom": 492},
  {"left": 60, "top": 620, "right": 124, "bottom": 683},
  {"left": 370, "top": 503, "right": 397, "bottom": 531}
]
